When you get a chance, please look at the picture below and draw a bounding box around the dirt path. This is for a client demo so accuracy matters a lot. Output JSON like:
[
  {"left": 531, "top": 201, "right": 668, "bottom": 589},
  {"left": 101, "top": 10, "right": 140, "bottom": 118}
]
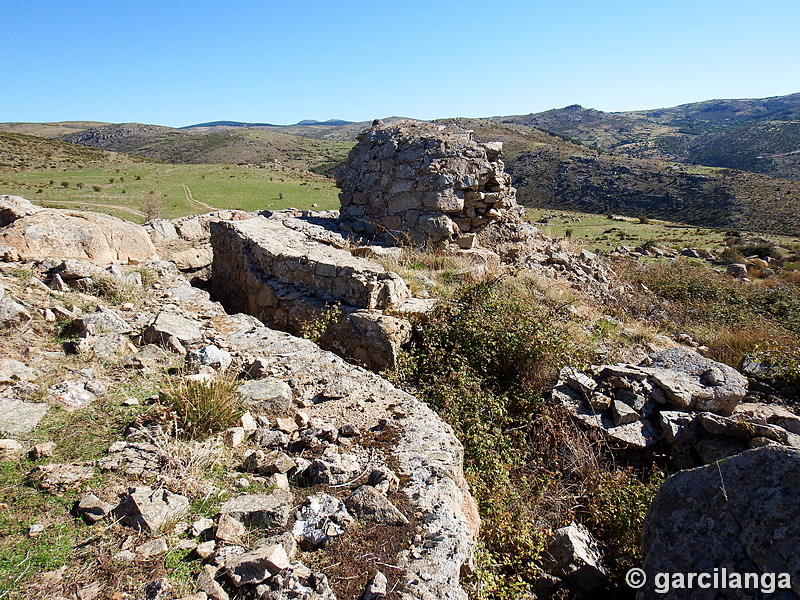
[
  {"left": 181, "top": 184, "right": 216, "bottom": 211},
  {"left": 43, "top": 200, "right": 144, "bottom": 217}
]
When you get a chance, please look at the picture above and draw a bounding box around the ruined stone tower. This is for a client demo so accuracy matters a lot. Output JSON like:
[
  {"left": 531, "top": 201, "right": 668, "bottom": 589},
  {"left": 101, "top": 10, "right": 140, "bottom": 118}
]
[{"left": 335, "top": 121, "right": 521, "bottom": 246}]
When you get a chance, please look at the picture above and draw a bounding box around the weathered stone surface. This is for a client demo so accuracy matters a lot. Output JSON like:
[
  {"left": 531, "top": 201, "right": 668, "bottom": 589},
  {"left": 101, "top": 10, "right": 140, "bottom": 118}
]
[
  {"left": 114, "top": 486, "right": 190, "bottom": 533},
  {"left": 28, "top": 441, "right": 56, "bottom": 460},
  {"left": 644, "top": 347, "right": 748, "bottom": 415},
  {"left": 224, "top": 544, "right": 290, "bottom": 586},
  {"left": 306, "top": 454, "right": 362, "bottom": 485},
  {"left": 211, "top": 217, "right": 410, "bottom": 312},
  {"left": 733, "top": 402, "right": 800, "bottom": 435},
  {"left": 336, "top": 122, "right": 519, "bottom": 246},
  {"left": 0, "top": 195, "right": 41, "bottom": 226},
  {"left": 215, "top": 514, "right": 245, "bottom": 545},
  {"left": 611, "top": 400, "right": 640, "bottom": 426},
  {"left": 0, "top": 358, "right": 36, "bottom": 384},
  {"left": 542, "top": 523, "right": 607, "bottom": 592},
  {"left": 0, "top": 298, "right": 31, "bottom": 328},
  {"left": 218, "top": 490, "right": 293, "bottom": 528},
  {"left": 196, "top": 564, "right": 229, "bottom": 600},
  {"left": 143, "top": 311, "right": 203, "bottom": 346},
  {"left": 292, "top": 493, "right": 353, "bottom": 549},
  {"left": 238, "top": 378, "right": 293, "bottom": 412},
  {"left": 0, "top": 398, "right": 49, "bottom": 436},
  {"left": 136, "top": 538, "right": 169, "bottom": 557},
  {"left": 242, "top": 449, "right": 296, "bottom": 475},
  {"left": 73, "top": 307, "right": 132, "bottom": 335},
  {"left": 0, "top": 209, "right": 157, "bottom": 262},
  {"left": 345, "top": 485, "right": 409, "bottom": 526},
  {"left": 125, "top": 260, "right": 476, "bottom": 599},
  {"left": 29, "top": 463, "right": 95, "bottom": 492},
  {"left": 363, "top": 571, "right": 388, "bottom": 600},
  {"left": 639, "top": 446, "right": 800, "bottom": 599}
]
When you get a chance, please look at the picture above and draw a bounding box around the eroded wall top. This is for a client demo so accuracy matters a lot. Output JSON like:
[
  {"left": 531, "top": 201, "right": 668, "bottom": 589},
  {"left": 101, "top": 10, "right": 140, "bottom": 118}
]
[{"left": 336, "top": 121, "right": 521, "bottom": 246}]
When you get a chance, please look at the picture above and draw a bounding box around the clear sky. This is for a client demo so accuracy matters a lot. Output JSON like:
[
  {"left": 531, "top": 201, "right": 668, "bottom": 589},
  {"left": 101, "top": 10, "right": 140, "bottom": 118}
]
[{"left": 3, "top": 0, "right": 799, "bottom": 127}]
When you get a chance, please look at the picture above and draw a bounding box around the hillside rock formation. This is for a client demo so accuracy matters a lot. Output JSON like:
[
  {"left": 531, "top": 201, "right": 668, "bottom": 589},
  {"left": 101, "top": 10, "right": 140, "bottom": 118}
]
[
  {"left": 336, "top": 121, "right": 521, "bottom": 247},
  {"left": 0, "top": 195, "right": 157, "bottom": 262},
  {"left": 0, "top": 200, "right": 479, "bottom": 599},
  {"left": 553, "top": 346, "right": 800, "bottom": 469}
]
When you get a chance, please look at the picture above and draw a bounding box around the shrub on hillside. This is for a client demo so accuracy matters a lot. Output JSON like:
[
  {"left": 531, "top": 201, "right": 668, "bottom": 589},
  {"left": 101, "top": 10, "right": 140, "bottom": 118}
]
[{"left": 394, "top": 277, "right": 657, "bottom": 596}]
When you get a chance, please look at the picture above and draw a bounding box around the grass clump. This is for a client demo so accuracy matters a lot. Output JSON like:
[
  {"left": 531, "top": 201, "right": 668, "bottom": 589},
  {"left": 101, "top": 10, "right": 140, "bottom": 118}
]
[
  {"left": 92, "top": 273, "right": 140, "bottom": 305},
  {"left": 159, "top": 377, "right": 244, "bottom": 440}
]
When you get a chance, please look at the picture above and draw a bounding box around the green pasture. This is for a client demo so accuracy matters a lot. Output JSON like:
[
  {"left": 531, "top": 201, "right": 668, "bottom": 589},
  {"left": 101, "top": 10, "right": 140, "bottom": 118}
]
[{"left": 0, "top": 163, "right": 340, "bottom": 222}]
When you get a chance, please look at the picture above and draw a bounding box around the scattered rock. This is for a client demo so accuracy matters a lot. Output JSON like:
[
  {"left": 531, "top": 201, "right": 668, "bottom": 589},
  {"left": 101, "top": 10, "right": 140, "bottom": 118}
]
[
  {"left": 196, "top": 564, "right": 229, "bottom": 600},
  {"left": 542, "top": 522, "right": 607, "bottom": 592},
  {"left": 28, "top": 463, "right": 95, "bottom": 492},
  {"left": 363, "top": 571, "right": 388, "bottom": 599},
  {"left": 292, "top": 493, "right": 353, "bottom": 549},
  {"left": 114, "top": 486, "right": 190, "bottom": 533},
  {"left": 215, "top": 514, "right": 245, "bottom": 545},
  {"left": 136, "top": 537, "right": 169, "bottom": 557},
  {"left": 77, "top": 493, "right": 114, "bottom": 523},
  {"left": 224, "top": 543, "right": 290, "bottom": 586},
  {"left": 242, "top": 449, "right": 296, "bottom": 475},
  {"left": 238, "top": 378, "right": 293, "bottom": 413},
  {"left": 345, "top": 485, "right": 409, "bottom": 526},
  {"left": 28, "top": 441, "right": 56, "bottom": 460},
  {"left": 218, "top": 490, "right": 293, "bottom": 528}
]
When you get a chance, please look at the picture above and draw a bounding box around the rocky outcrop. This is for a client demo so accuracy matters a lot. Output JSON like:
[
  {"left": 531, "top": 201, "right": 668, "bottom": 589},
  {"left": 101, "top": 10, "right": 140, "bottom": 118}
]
[
  {"left": 144, "top": 210, "right": 254, "bottom": 284},
  {"left": 639, "top": 446, "right": 800, "bottom": 599},
  {"left": 1, "top": 208, "right": 157, "bottom": 262},
  {"left": 0, "top": 195, "right": 41, "bottom": 227},
  {"left": 552, "top": 347, "right": 799, "bottom": 468},
  {"left": 336, "top": 121, "right": 521, "bottom": 246}
]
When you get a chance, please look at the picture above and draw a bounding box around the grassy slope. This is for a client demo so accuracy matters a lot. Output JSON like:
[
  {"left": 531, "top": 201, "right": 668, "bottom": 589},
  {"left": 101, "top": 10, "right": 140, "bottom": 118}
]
[
  {"left": 57, "top": 123, "right": 354, "bottom": 175},
  {"left": 0, "top": 121, "right": 106, "bottom": 138},
  {"left": 0, "top": 134, "right": 340, "bottom": 222}
]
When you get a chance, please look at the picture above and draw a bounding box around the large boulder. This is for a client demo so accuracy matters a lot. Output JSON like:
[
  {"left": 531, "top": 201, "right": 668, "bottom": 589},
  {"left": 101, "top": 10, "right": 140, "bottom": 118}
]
[
  {"left": 0, "top": 195, "right": 41, "bottom": 227},
  {"left": 0, "top": 209, "right": 157, "bottom": 262},
  {"left": 639, "top": 446, "right": 800, "bottom": 599}
]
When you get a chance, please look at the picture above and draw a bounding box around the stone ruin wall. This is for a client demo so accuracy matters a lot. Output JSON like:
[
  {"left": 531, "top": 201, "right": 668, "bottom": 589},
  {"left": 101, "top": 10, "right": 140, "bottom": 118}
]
[
  {"left": 210, "top": 214, "right": 416, "bottom": 371},
  {"left": 336, "top": 121, "right": 522, "bottom": 247}
]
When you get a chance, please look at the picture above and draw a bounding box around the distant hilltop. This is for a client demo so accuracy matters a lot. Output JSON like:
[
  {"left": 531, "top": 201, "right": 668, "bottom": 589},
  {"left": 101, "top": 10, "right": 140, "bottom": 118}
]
[{"left": 182, "top": 119, "right": 355, "bottom": 129}]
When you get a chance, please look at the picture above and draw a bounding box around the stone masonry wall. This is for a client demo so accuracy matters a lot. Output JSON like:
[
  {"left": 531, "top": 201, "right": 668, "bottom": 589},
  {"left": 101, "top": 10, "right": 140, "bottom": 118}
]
[
  {"left": 210, "top": 215, "right": 414, "bottom": 370},
  {"left": 336, "top": 121, "right": 521, "bottom": 246}
]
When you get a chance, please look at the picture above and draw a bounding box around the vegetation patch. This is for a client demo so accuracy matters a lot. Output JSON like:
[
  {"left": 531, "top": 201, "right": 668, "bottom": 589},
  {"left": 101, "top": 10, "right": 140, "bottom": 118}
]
[{"left": 393, "top": 277, "right": 660, "bottom": 598}]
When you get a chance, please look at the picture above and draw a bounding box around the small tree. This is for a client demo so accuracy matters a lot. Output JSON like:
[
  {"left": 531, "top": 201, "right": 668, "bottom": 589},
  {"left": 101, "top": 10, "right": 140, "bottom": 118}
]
[{"left": 139, "top": 192, "right": 165, "bottom": 221}]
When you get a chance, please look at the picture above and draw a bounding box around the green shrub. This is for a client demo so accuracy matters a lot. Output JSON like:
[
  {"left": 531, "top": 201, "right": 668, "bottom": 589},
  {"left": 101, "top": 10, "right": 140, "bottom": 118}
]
[
  {"left": 159, "top": 377, "right": 244, "bottom": 440},
  {"left": 394, "top": 278, "right": 606, "bottom": 597}
]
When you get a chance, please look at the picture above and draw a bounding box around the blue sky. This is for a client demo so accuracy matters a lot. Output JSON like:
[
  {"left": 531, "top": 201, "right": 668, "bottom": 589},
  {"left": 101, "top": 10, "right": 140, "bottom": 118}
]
[{"left": 3, "top": 0, "right": 799, "bottom": 127}]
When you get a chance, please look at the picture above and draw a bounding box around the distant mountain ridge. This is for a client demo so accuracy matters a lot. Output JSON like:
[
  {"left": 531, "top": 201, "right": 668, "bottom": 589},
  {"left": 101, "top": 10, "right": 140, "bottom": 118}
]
[{"left": 182, "top": 118, "right": 355, "bottom": 129}]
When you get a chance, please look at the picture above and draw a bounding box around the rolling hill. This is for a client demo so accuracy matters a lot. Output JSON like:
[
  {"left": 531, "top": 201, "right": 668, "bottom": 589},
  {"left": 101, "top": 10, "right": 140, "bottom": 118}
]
[{"left": 495, "top": 92, "right": 800, "bottom": 180}]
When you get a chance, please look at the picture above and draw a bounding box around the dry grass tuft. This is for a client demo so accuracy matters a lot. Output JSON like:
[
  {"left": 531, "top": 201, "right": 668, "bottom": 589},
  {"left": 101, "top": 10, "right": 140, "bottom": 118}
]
[{"left": 158, "top": 376, "right": 244, "bottom": 440}]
